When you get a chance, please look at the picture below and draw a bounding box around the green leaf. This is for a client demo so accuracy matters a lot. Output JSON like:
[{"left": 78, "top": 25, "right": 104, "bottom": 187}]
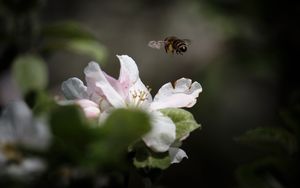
[
  {"left": 236, "top": 127, "right": 298, "bottom": 155},
  {"left": 85, "top": 108, "right": 151, "bottom": 167},
  {"left": 42, "top": 21, "right": 96, "bottom": 40},
  {"left": 160, "top": 108, "right": 201, "bottom": 140},
  {"left": 236, "top": 157, "right": 288, "bottom": 188},
  {"left": 41, "top": 21, "right": 107, "bottom": 62},
  {"left": 280, "top": 109, "right": 300, "bottom": 137},
  {"left": 12, "top": 54, "right": 48, "bottom": 94},
  {"left": 133, "top": 142, "right": 171, "bottom": 170},
  {"left": 65, "top": 39, "right": 107, "bottom": 62},
  {"left": 49, "top": 105, "right": 95, "bottom": 164},
  {"left": 32, "top": 91, "right": 57, "bottom": 115},
  {"left": 43, "top": 39, "right": 107, "bottom": 63},
  {"left": 101, "top": 109, "right": 151, "bottom": 143}
]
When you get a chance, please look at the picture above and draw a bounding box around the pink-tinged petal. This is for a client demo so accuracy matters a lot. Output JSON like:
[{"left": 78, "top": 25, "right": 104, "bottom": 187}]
[
  {"left": 82, "top": 107, "right": 101, "bottom": 119},
  {"left": 75, "top": 99, "right": 98, "bottom": 108},
  {"left": 75, "top": 99, "right": 100, "bottom": 119},
  {"left": 84, "top": 61, "right": 125, "bottom": 108},
  {"left": 85, "top": 77, "right": 104, "bottom": 103},
  {"left": 169, "top": 147, "right": 188, "bottom": 164},
  {"left": 150, "top": 78, "right": 202, "bottom": 110},
  {"left": 117, "top": 55, "right": 139, "bottom": 89},
  {"left": 103, "top": 72, "right": 127, "bottom": 99},
  {"left": 142, "top": 111, "right": 176, "bottom": 152}
]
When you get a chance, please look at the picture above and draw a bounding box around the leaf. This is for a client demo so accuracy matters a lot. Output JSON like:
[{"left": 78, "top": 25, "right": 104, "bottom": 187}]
[
  {"left": 65, "top": 39, "right": 107, "bottom": 62},
  {"left": 84, "top": 108, "right": 151, "bottom": 167},
  {"left": 32, "top": 91, "right": 57, "bottom": 115},
  {"left": 236, "top": 127, "right": 298, "bottom": 155},
  {"left": 41, "top": 21, "right": 107, "bottom": 62},
  {"left": 12, "top": 54, "right": 48, "bottom": 94},
  {"left": 236, "top": 157, "right": 288, "bottom": 188},
  {"left": 279, "top": 109, "right": 300, "bottom": 137},
  {"left": 49, "top": 105, "right": 95, "bottom": 164},
  {"left": 43, "top": 39, "right": 107, "bottom": 63},
  {"left": 101, "top": 109, "right": 151, "bottom": 143},
  {"left": 160, "top": 108, "right": 201, "bottom": 140},
  {"left": 42, "top": 21, "right": 96, "bottom": 40},
  {"left": 133, "top": 142, "right": 171, "bottom": 170}
]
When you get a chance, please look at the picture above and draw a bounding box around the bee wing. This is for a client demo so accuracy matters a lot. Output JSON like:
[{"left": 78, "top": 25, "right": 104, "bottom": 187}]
[
  {"left": 182, "top": 39, "right": 191, "bottom": 46},
  {"left": 148, "top": 40, "right": 165, "bottom": 49}
]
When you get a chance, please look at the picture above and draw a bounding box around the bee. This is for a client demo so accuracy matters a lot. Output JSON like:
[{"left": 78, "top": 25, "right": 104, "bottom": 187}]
[{"left": 148, "top": 36, "right": 191, "bottom": 55}]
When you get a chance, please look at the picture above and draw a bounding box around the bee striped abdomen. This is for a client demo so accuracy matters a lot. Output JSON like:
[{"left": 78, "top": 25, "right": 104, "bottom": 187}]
[
  {"left": 173, "top": 39, "right": 186, "bottom": 54},
  {"left": 173, "top": 39, "right": 182, "bottom": 49},
  {"left": 177, "top": 40, "right": 185, "bottom": 49}
]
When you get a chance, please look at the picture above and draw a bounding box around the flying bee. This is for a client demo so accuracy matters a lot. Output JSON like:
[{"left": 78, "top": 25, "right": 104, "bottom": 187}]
[{"left": 148, "top": 36, "right": 191, "bottom": 55}]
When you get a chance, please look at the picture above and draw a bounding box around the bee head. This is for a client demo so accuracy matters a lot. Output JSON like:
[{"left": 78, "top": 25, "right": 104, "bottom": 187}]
[{"left": 180, "top": 46, "right": 187, "bottom": 52}]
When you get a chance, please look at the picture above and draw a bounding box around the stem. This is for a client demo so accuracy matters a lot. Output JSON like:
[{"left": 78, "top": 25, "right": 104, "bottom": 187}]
[
  {"left": 124, "top": 172, "right": 129, "bottom": 188},
  {"left": 142, "top": 177, "right": 152, "bottom": 188}
]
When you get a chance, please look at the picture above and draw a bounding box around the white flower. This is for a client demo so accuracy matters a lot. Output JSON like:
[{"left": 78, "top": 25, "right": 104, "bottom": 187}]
[
  {"left": 0, "top": 101, "right": 51, "bottom": 150},
  {"left": 61, "top": 55, "right": 202, "bottom": 160},
  {"left": 0, "top": 101, "right": 50, "bottom": 178},
  {"left": 3, "top": 158, "right": 46, "bottom": 179}
]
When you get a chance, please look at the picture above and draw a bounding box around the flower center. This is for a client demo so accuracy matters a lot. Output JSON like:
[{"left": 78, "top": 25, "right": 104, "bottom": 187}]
[
  {"left": 0, "top": 143, "right": 22, "bottom": 164},
  {"left": 130, "top": 89, "right": 149, "bottom": 107}
]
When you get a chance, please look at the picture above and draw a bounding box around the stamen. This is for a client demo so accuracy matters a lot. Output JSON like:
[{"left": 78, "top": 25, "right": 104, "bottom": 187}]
[{"left": 130, "top": 89, "right": 149, "bottom": 107}]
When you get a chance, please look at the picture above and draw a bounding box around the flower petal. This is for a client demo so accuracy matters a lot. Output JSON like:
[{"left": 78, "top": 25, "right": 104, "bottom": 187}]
[
  {"left": 5, "top": 158, "right": 46, "bottom": 178},
  {"left": 75, "top": 99, "right": 100, "bottom": 119},
  {"left": 61, "top": 77, "right": 88, "bottom": 100},
  {"left": 143, "top": 111, "right": 176, "bottom": 152},
  {"left": 103, "top": 72, "right": 128, "bottom": 99},
  {"left": 84, "top": 61, "right": 125, "bottom": 108},
  {"left": 117, "top": 55, "right": 139, "bottom": 86},
  {"left": 169, "top": 147, "right": 188, "bottom": 164},
  {"left": 150, "top": 78, "right": 202, "bottom": 110}
]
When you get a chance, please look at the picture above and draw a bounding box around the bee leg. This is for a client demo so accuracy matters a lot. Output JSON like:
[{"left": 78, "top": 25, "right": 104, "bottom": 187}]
[{"left": 165, "top": 45, "right": 171, "bottom": 54}]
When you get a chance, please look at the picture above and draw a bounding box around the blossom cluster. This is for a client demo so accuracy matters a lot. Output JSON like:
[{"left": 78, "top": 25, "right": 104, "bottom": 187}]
[{"left": 61, "top": 55, "right": 202, "bottom": 164}]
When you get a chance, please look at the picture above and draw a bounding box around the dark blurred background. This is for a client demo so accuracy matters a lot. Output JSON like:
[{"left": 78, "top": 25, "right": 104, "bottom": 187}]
[{"left": 1, "top": 0, "right": 299, "bottom": 187}]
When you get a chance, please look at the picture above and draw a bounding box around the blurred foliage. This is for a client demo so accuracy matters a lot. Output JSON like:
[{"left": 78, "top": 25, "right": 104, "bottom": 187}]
[
  {"left": 236, "top": 97, "right": 300, "bottom": 188},
  {"left": 0, "top": 99, "right": 153, "bottom": 187},
  {"left": 12, "top": 54, "right": 48, "bottom": 95},
  {"left": 0, "top": 0, "right": 107, "bottom": 84},
  {"left": 236, "top": 127, "right": 297, "bottom": 155},
  {"left": 133, "top": 141, "right": 171, "bottom": 170},
  {"left": 48, "top": 106, "right": 151, "bottom": 169},
  {"left": 41, "top": 21, "right": 107, "bottom": 62},
  {"left": 85, "top": 108, "right": 151, "bottom": 168},
  {"left": 41, "top": 21, "right": 97, "bottom": 40}
]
